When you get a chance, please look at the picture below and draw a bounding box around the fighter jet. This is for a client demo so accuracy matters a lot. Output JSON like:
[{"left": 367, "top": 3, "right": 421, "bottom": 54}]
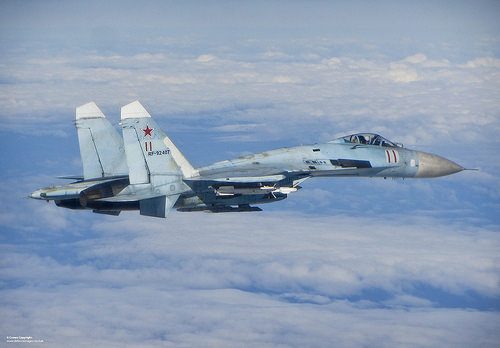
[{"left": 30, "top": 101, "right": 465, "bottom": 218}]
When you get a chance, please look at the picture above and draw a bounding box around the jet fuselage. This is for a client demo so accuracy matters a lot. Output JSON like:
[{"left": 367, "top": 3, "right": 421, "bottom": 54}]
[{"left": 30, "top": 102, "right": 464, "bottom": 217}]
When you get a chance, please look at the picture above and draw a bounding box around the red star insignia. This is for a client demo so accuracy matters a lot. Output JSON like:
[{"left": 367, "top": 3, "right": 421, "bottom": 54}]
[{"left": 142, "top": 125, "right": 153, "bottom": 137}]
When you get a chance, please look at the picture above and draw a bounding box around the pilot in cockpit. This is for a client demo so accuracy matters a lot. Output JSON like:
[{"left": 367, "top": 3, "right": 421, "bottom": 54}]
[{"left": 350, "top": 134, "right": 367, "bottom": 144}]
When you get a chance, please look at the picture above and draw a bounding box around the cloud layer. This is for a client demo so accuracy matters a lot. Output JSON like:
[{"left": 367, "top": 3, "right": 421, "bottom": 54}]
[
  {"left": 1, "top": 2, "right": 499, "bottom": 346},
  {"left": 1, "top": 211, "right": 500, "bottom": 347},
  {"left": 1, "top": 45, "right": 499, "bottom": 147}
]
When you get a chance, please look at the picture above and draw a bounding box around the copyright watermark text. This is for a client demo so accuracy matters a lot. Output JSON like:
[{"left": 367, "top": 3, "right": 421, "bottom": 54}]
[{"left": 6, "top": 336, "right": 44, "bottom": 343}]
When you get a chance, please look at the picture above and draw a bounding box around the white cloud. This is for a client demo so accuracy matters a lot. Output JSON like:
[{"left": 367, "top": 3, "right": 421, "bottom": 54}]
[
  {"left": 388, "top": 64, "right": 420, "bottom": 83},
  {"left": 196, "top": 54, "right": 217, "bottom": 63},
  {"left": 1, "top": 212, "right": 499, "bottom": 347},
  {"left": 464, "top": 57, "right": 500, "bottom": 68},
  {"left": 1, "top": 286, "right": 499, "bottom": 347},
  {"left": 1, "top": 42, "right": 499, "bottom": 149},
  {"left": 402, "top": 53, "right": 450, "bottom": 68},
  {"left": 212, "top": 123, "right": 261, "bottom": 132},
  {"left": 403, "top": 53, "right": 428, "bottom": 64},
  {"left": 322, "top": 57, "right": 342, "bottom": 66},
  {"left": 4, "top": 212, "right": 499, "bottom": 299},
  {"left": 271, "top": 75, "right": 296, "bottom": 84},
  {"left": 262, "top": 50, "right": 289, "bottom": 59},
  {"left": 143, "top": 74, "right": 197, "bottom": 84}
]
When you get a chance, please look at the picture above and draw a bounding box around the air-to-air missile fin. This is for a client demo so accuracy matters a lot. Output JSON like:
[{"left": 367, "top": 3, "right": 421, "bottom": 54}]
[{"left": 76, "top": 102, "right": 128, "bottom": 180}]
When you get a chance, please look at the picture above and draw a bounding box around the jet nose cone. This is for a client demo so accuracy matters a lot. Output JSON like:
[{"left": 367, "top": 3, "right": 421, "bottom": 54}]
[
  {"left": 416, "top": 152, "right": 464, "bottom": 178},
  {"left": 30, "top": 189, "right": 43, "bottom": 200}
]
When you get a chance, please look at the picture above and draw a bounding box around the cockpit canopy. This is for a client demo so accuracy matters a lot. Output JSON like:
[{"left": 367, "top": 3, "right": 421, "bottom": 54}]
[{"left": 329, "top": 133, "right": 401, "bottom": 147}]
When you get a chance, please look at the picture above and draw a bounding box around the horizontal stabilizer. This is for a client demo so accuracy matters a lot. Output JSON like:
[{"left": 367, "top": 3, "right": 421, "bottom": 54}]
[{"left": 57, "top": 175, "right": 84, "bottom": 181}]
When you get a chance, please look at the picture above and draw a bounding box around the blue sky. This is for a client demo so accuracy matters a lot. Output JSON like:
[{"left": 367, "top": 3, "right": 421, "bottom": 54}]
[{"left": 1, "top": 1, "right": 499, "bottom": 346}]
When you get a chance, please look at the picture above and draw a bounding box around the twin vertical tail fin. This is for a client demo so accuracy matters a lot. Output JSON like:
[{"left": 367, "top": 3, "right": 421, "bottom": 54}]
[
  {"left": 76, "top": 101, "right": 195, "bottom": 218},
  {"left": 120, "top": 101, "right": 197, "bottom": 217},
  {"left": 76, "top": 102, "right": 128, "bottom": 180}
]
